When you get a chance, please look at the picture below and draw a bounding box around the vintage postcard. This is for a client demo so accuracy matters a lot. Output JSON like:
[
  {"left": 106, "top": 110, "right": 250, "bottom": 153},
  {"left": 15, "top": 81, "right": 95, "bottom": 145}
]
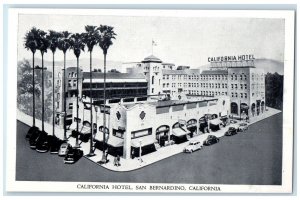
[{"left": 5, "top": 8, "right": 295, "bottom": 193}]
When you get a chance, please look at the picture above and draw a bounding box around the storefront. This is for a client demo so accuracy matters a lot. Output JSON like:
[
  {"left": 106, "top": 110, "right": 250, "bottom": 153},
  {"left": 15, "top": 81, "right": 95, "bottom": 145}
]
[
  {"left": 186, "top": 119, "right": 197, "bottom": 137},
  {"left": 171, "top": 127, "right": 189, "bottom": 144},
  {"left": 131, "top": 135, "right": 157, "bottom": 158},
  {"left": 156, "top": 125, "right": 170, "bottom": 147},
  {"left": 107, "top": 136, "right": 124, "bottom": 157},
  {"left": 209, "top": 118, "right": 222, "bottom": 132},
  {"left": 199, "top": 116, "right": 208, "bottom": 133}
]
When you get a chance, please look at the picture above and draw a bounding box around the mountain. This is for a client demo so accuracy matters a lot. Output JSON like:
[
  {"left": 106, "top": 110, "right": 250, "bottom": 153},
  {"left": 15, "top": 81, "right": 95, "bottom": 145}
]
[
  {"left": 22, "top": 58, "right": 124, "bottom": 72},
  {"left": 197, "top": 58, "right": 284, "bottom": 75}
]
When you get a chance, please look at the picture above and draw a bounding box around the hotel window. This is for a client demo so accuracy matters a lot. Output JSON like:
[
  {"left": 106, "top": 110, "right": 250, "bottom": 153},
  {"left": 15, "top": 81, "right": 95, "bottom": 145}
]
[
  {"left": 231, "top": 93, "right": 234, "bottom": 97},
  {"left": 68, "top": 80, "right": 72, "bottom": 87},
  {"left": 244, "top": 75, "right": 247, "bottom": 80},
  {"left": 235, "top": 93, "right": 238, "bottom": 97},
  {"left": 240, "top": 84, "right": 243, "bottom": 89},
  {"left": 231, "top": 84, "right": 234, "bottom": 89},
  {"left": 240, "top": 75, "right": 243, "bottom": 80},
  {"left": 244, "top": 84, "right": 247, "bottom": 89},
  {"left": 69, "top": 103, "right": 73, "bottom": 109},
  {"left": 68, "top": 73, "right": 71, "bottom": 77},
  {"left": 231, "top": 75, "right": 233, "bottom": 80},
  {"left": 71, "top": 72, "right": 74, "bottom": 77},
  {"left": 235, "top": 84, "right": 238, "bottom": 89},
  {"left": 235, "top": 75, "right": 237, "bottom": 80},
  {"left": 225, "top": 92, "right": 227, "bottom": 95},
  {"left": 252, "top": 93, "right": 254, "bottom": 97},
  {"left": 241, "top": 93, "right": 243, "bottom": 98},
  {"left": 74, "top": 73, "right": 77, "bottom": 77},
  {"left": 222, "top": 83, "right": 224, "bottom": 88},
  {"left": 163, "top": 83, "right": 165, "bottom": 88},
  {"left": 152, "top": 76, "right": 155, "bottom": 84},
  {"left": 73, "top": 80, "right": 77, "bottom": 87},
  {"left": 163, "top": 75, "right": 165, "bottom": 80},
  {"left": 152, "top": 88, "right": 154, "bottom": 93},
  {"left": 245, "top": 93, "right": 247, "bottom": 98},
  {"left": 225, "top": 84, "right": 227, "bottom": 88}
]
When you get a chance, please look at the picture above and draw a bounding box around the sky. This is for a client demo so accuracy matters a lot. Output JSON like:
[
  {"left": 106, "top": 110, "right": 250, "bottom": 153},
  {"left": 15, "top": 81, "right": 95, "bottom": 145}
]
[{"left": 18, "top": 13, "right": 285, "bottom": 68}]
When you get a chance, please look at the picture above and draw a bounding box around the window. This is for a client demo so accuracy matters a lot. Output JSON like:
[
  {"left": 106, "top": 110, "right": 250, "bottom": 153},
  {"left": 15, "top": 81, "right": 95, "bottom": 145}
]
[
  {"left": 245, "top": 93, "right": 247, "bottom": 98},
  {"left": 68, "top": 73, "right": 71, "bottom": 77},
  {"left": 235, "top": 93, "right": 238, "bottom": 97},
  {"left": 225, "top": 84, "right": 227, "bottom": 88},
  {"left": 240, "top": 75, "right": 243, "bottom": 80},
  {"left": 68, "top": 80, "right": 72, "bottom": 87},
  {"left": 73, "top": 80, "right": 77, "bottom": 87},
  {"left": 71, "top": 72, "right": 74, "bottom": 77},
  {"left": 235, "top": 84, "right": 238, "bottom": 89},
  {"left": 241, "top": 93, "right": 243, "bottom": 98},
  {"left": 231, "top": 84, "right": 234, "bottom": 89},
  {"left": 235, "top": 75, "right": 237, "bottom": 80},
  {"left": 240, "top": 84, "right": 243, "bottom": 89},
  {"left": 245, "top": 84, "right": 247, "bottom": 89},
  {"left": 163, "top": 83, "right": 165, "bottom": 88},
  {"left": 69, "top": 103, "right": 73, "bottom": 109},
  {"left": 244, "top": 75, "right": 247, "bottom": 80},
  {"left": 152, "top": 76, "right": 154, "bottom": 84},
  {"left": 231, "top": 93, "right": 234, "bottom": 97},
  {"left": 152, "top": 88, "right": 154, "bottom": 93}
]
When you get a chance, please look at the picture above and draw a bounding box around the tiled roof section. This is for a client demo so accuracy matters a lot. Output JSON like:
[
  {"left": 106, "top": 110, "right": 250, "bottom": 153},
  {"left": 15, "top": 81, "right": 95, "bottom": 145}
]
[
  {"left": 162, "top": 62, "right": 175, "bottom": 66},
  {"left": 162, "top": 69, "right": 186, "bottom": 75},
  {"left": 162, "top": 69, "right": 200, "bottom": 75},
  {"left": 201, "top": 69, "right": 228, "bottom": 75},
  {"left": 142, "top": 55, "right": 162, "bottom": 63},
  {"left": 83, "top": 72, "right": 146, "bottom": 79}
]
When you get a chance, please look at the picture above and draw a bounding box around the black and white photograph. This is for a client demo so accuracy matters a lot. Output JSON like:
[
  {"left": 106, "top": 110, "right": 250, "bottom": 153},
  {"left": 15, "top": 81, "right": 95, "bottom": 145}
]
[{"left": 4, "top": 8, "right": 295, "bottom": 193}]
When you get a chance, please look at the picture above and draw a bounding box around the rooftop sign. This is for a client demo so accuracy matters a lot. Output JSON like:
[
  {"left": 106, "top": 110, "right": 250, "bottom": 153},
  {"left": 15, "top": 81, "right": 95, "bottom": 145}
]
[{"left": 208, "top": 54, "right": 255, "bottom": 62}]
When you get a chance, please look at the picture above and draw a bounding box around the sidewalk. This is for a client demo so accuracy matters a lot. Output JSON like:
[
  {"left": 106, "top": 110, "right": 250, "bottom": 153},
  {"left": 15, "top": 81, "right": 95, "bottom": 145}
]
[{"left": 17, "top": 107, "right": 281, "bottom": 172}]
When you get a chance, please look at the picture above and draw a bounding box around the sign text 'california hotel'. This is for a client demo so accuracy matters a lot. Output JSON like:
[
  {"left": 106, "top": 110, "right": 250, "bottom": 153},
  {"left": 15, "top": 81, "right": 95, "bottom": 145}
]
[{"left": 208, "top": 54, "right": 255, "bottom": 62}]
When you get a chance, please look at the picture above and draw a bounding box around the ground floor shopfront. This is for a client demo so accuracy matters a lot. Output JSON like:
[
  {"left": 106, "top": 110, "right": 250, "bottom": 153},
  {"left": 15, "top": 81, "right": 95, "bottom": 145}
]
[{"left": 230, "top": 99, "right": 266, "bottom": 118}]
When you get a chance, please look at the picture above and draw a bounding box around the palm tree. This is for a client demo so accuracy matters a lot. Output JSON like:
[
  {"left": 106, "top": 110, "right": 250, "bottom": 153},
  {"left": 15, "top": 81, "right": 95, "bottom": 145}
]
[
  {"left": 69, "top": 33, "right": 85, "bottom": 148},
  {"left": 37, "top": 30, "right": 50, "bottom": 134},
  {"left": 83, "top": 25, "right": 99, "bottom": 157},
  {"left": 24, "top": 27, "right": 40, "bottom": 131},
  {"left": 58, "top": 31, "right": 71, "bottom": 141},
  {"left": 97, "top": 25, "right": 116, "bottom": 163},
  {"left": 47, "top": 30, "right": 62, "bottom": 137}
]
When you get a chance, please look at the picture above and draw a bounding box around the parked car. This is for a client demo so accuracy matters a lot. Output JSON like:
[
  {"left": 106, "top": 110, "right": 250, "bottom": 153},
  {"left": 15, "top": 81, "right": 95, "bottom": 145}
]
[
  {"left": 64, "top": 148, "right": 83, "bottom": 164},
  {"left": 47, "top": 135, "right": 64, "bottom": 154},
  {"left": 26, "top": 126, "right": 39, "bottom": 141},
  {"left": 238, "top": 122, "right": 249, "bottom": 132},
  {"left": 28, "top": 128, "right": 41, "bottom": 149},
  {"left": 35, "top": 131, "right": 49, "bottom": 153},
  {"left": 184, "top": 140, "right": 203, "bottom": 153},
  {"left": 58, "top": 143, "right": 71, "bottom": 156},
  {"left": 203, "top": 135, "right": 219, "bottom": 146},
  {"left": 225, "top": 126, "right": 238, "bottom": 136}
]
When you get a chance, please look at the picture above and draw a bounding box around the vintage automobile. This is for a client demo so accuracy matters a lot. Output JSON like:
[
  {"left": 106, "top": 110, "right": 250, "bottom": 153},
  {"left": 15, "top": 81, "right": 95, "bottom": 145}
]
[
  {"left": 28, "top": 127, "right": 41, "bottom": 149},
  {"left": 26, "top": 126, "right": 39, "bottom": 141},
  {"left": 203, "top": 135, "right": 219, "bottom": 146},
  {"left": 47, "top": 135, "right": 64, "bottom": 154},
  {"left": 35, "top": 131, "right": 49, "bottom": 153},
  {"left": 64, "top": 148, "right": 84, "bottom": 164},
  {"left": 184, "top": 140, "right": 203, "bottom": 153},
  {"left": 58, "top": 142, "right": 71, "bottom": 156},
  {"left": 238, "top": 122, "right": 249, "bottom": 132},
  {"left": 225, "top": 126, "right": 238, "bottom": 136}
]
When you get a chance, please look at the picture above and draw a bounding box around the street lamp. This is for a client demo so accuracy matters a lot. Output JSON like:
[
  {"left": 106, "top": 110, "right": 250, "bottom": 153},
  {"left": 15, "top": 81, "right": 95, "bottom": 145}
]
[{"left": 139, "top": 140, "right": 143, "bottom": 163}]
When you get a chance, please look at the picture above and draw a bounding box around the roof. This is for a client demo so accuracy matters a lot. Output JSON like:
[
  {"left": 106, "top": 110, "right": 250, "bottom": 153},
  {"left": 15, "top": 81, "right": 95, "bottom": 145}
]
[
  {"left": 142, "top": 55, "right": 162, "bottom": 63},
  {"left": 201, "top": 69, "right": 228, "bottom": 75},
  {"left": 162, "top": 63, "right": 175, "bottom": 66},
  {"left": 162, "top": 69, "right": 200, "bottom": 75},
  {"left": 82, "top": 72, "right": 145, "bottom": 79}
]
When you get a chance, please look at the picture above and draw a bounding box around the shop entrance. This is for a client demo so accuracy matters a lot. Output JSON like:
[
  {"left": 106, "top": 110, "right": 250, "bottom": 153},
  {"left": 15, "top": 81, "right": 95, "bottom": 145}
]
[{"left": 156, "top": 125, "right": 170, "bottom": 147}]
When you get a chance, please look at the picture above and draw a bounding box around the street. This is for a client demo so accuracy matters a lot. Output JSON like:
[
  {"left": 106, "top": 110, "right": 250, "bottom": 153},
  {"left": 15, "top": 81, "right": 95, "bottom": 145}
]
[{"left": 16, "top": 113, "right": 282, "bottom": 185}]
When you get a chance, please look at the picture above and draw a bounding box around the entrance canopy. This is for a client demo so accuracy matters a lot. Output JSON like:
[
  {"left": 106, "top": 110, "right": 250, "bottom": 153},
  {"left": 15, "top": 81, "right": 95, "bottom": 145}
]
[
  {"left": 81, "top": 125, "right": 91, "bottom": 134},
  {"left": 172, "top": 128, "right": 190, "bottom": 137},
  {"left": 69, "top": 123, "right": 83, "bottom": 131},
  {"left": 107, "top": 137, "right": 123, "bottom": 147},
  {"left": 131, "top": 135, "right": 157, "bottom": 148},
  {"left": 210, "top": 118, "right": 222, "bottom": 125},
  {"left": 94, "top": 131, "right": 105, "bottom": 141}
]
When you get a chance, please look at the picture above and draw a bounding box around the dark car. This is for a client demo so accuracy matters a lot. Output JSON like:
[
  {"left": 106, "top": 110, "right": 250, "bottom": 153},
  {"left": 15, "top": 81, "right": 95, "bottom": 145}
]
[
  {"left": 35, "top": 131, "right": 49, "bottom": 153},
  {"left": 64, "top": 148, "right": 84, "bottom": 164},
  {"left": 29, "top": 128, "right": 42, "bottom": 149},
  {"left": 225, "top": 127, "right": 238, "bottom": 136},
  {"left": 26, "top": 126, "right": 39, "bottom": 141},
  {"left": 203, "top": 135, "right": 220, "bottom": 146},
  {"left": 47, "top": 135, "right": 64, "bottom": 154}
]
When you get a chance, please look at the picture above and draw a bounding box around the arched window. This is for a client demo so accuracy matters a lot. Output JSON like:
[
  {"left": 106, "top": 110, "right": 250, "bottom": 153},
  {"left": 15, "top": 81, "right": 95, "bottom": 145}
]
[{"left": 152, "top": 76, "right": 154, "bottom": 85}]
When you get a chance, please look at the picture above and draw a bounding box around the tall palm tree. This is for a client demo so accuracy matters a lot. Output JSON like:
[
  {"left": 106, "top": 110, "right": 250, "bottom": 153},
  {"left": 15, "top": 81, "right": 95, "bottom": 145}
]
[
  {"left": 47, "top": 30, "right": 62, "bottom": 137},
  {"left": 69, "top": 33, "right": 85, "bottom": 148},
  {"left": 97, "top": 25, "right": 116, "bottom": 163},
  {"left": 37, "top": 30, "right": 50, "bottom": 134},
  {"left": 58, "top": 31, "right": 71, "bottom": 141},
  {"left": 83, "top": 25, "right": 99, "bottom": 157},
  {"left": 24, "top": 27, "right": 40, "bottom": 131}
]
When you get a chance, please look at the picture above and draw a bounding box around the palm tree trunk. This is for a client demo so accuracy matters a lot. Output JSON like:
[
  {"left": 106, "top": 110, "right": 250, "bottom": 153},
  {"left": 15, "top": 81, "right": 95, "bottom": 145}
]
[
  {"left": 42, "top": 53, "right": 45, "bottom": 132},
  {"left": 52, "top": 53, "right": 55, "bottom": 136},
  {"left": 63, "top": 53, "right": 67, "bottom": 141},
  {"left": 101, "top": 53, "right": 107, "bottom": 162},
  {"left": 32, "top": 52, "right": 36, "bottom": 127},
  {"left": 88, "top": 51, "right": 95, "bottom": 156},
  {"left": 75, "top": 57, "right": 80, "bottom": 148}
]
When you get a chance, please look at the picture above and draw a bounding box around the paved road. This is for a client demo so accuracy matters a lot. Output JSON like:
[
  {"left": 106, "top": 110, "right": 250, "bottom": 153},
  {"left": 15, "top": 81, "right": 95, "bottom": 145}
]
[{"left": 16, "top": 113, "right": 282, "bottom": 185}]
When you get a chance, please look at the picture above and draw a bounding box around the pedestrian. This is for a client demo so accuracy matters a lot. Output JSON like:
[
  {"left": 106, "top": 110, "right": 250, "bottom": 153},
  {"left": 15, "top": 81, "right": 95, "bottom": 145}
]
[
  {"left": 117, "top": 155, "right": 121, "bottom": 166},
  {"left": 114, "top": 156, "right": 118, "bottom": 166}
]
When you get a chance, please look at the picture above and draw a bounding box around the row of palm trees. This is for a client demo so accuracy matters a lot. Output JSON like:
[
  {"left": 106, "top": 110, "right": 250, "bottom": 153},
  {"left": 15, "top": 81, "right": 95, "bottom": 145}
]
[{"left": 24, "top": 25, "right": 116, "bottom": 161}]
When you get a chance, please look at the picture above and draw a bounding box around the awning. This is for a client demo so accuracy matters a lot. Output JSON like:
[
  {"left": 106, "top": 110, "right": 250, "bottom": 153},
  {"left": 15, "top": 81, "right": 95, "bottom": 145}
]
[
  {"left": 221, "top": 111, "right": 227, "bottom": 117},
  {"left": 81, "top": 125, "right": 91, "bottom": 134},
  {"left": 107, "top": 137, "right": 124, "bottom": 147},
  {"left": 172, "top": 128, "right": 190, "bottom": 137},
  {"left": 69, "top": 123, "right": 83, "bottom": 131},
  {"left": 229, "top": 124, "right": 239, "bottom": 129},
  {"left": 210, "top": 118, "right": 222, "bottom": 125},
  {"left": 131, "top": 135, "right": 157, "bottom": 148},
  {"left": 94, "top": 131, "right": 105, "bottom": 141}
]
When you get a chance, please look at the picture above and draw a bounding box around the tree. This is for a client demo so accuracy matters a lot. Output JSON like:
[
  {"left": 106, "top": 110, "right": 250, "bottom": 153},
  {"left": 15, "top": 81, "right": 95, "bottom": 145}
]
[
  {"left": 47, "top": 30, "right": 62, "bottom": 137},
  {"left": 37, "top": 30, "right": 50, "bottom": 133},
  {"left": 265, "top": 72, "right": 284, "bottom": 110},
  {"left": 97, "top": 25, "right": 116, "bottom": 164},
  {"left": 24, "top": 27, "right": 40, "bottom": 128},
  {"left": 70, "top": 33, "right": 85, "bottom": 148},
  {"left": 83, "top": 25, "right": 99, "bottom": 157},
  {"left": 58, "top": 31, "right": 71, "bottom": 141}
]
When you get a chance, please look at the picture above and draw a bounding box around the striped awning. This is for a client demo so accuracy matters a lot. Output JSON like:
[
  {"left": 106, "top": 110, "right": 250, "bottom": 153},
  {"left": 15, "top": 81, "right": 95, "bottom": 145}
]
[
  {"left": 172, "top": 128, "right": 189, "bottom": 137},
  {"left": 107, "top": 137, "right": 123, "bottom": 147},
  {"left": 131, "top": 135, "right": 157, "bottom": 148}
]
